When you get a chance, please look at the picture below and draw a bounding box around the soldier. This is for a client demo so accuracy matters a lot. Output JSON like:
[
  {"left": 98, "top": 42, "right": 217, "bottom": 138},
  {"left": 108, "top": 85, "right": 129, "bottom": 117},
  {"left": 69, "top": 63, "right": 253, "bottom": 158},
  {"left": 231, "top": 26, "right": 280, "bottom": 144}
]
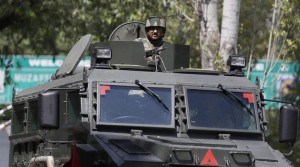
[{"left": 135, "top": 16, "right": 166, "bottom": 66}]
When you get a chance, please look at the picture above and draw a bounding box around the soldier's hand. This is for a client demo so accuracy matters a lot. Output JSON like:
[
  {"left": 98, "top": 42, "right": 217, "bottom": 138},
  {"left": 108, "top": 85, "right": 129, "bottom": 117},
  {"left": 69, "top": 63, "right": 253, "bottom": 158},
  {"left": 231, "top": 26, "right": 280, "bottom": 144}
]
[
  {"left": 146, "top": 56, "right": 160, "bottom": 66},
  {"left": 145, "top": 49, "right": 157, "bottom": 57}
]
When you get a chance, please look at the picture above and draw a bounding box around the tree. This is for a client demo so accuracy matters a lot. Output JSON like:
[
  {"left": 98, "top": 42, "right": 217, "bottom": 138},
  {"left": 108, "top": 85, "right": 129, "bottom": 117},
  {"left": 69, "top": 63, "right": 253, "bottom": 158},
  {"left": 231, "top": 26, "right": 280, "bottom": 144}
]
[
  {"left": 264, "top": 0, "right": 300, "bottom": 165},
  {"left": 194, "top": 0, "right": 220, "bottom": 70},
  {"left": 0, "top": 0, "right": 85, "bottom": 55},
  {"left": 260, "top": 0, "right": 299, "bottom": 89},
  {"left": 219, "top": 0, "right": 241, "bottom": 70},
  {"left": 191, "top": 0, "right": 241, "bottom": 70}
]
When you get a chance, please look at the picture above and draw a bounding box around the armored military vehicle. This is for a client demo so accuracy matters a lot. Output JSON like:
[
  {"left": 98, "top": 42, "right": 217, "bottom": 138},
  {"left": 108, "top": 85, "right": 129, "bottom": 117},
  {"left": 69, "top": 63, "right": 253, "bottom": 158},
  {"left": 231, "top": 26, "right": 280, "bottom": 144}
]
[{"left": 9, "top": 22, "right": 298, "bottom": 167}]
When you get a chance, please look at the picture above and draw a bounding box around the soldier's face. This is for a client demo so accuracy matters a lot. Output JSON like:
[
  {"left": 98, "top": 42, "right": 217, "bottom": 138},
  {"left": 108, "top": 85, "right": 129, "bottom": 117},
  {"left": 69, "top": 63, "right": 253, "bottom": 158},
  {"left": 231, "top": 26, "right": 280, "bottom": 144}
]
[{"left": 146, "top": 26, "right": 165, "bottom": 40}]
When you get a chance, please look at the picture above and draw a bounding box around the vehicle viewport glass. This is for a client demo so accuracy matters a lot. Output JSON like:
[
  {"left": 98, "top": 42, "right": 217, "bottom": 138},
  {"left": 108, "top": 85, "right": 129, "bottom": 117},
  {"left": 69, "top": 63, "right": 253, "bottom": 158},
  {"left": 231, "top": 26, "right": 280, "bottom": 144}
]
[
  {"left": 187, "top": 89, "right": 257, "bottom": 130},
  {"left": 99, "top": 85, "right": 172, "bottom": 126}
]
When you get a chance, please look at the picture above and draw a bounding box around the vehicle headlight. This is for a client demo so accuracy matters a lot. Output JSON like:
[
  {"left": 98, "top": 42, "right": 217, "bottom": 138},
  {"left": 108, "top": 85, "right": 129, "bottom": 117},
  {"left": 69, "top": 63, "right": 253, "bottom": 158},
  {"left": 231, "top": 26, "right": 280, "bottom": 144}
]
[
  {"left": 228, "top": 55, "right": 246, "bottom": 67},
  {"left": 226, "top": 54, "right": 246, "bottom": 76},
  {"left": 91, "top": 46, "right": 112, "bottom": 69}
]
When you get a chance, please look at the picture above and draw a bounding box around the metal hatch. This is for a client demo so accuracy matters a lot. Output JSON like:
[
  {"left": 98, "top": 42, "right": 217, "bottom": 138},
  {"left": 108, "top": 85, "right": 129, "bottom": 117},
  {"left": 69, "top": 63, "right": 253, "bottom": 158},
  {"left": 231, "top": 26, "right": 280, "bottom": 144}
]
[
  {"left": 108, "top": 21, "right": 146, "bottom": 41},
  {"left": 54, "top": 34, "right": 93, "bottom": 78}
]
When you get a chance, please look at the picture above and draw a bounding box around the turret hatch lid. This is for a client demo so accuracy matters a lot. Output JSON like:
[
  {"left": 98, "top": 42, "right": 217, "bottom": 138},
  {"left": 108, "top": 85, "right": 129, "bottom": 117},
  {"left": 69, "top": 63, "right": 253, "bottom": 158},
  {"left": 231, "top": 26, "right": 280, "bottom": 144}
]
[{"left": 55, "top": 34, "right": 93, "bottom": 78}]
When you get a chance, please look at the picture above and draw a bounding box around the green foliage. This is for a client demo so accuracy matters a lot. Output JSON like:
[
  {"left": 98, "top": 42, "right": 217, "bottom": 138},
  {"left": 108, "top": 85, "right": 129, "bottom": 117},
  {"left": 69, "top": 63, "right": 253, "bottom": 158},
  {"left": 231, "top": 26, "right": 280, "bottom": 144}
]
[
  {"left": 1, "top": 1, "right": 300, "bottom": 165},
  {"left": 0, "top": 0, "right": 200, "bottom": 66},
  {"left": 0, "top": 0, "right": 83, "bottom": 55},
  {"left": 265, "top": 0, "right": 300, "bottom": 159},
  {"left": 238, "top": 0, "right": 273, "bottom": 59},
  {"left": 238, "top": 0, "right": 300, "bottom": 62},
  {"left": 214, "top": 52, "right": 224, "bottom": 72},
  {"left": 279, "top": 0, "right": 300, "bottom": 59},
  {"left": 1, "top": 0, "right": 299, "bottom": 64}
]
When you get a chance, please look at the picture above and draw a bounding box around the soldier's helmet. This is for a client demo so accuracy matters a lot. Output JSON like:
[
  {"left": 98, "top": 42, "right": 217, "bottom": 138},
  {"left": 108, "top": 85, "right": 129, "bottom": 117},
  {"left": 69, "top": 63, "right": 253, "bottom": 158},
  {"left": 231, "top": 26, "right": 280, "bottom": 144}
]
[{"left": 145, "top": 16, "right": 166, "bottom": 32}]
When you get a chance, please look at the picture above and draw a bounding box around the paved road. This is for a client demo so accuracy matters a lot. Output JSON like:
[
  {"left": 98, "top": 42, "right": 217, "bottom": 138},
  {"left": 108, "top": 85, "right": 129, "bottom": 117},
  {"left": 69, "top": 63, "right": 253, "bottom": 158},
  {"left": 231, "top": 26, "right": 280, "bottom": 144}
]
[{"left": 0, "top": 129, "right": 9, "bottom": 167}]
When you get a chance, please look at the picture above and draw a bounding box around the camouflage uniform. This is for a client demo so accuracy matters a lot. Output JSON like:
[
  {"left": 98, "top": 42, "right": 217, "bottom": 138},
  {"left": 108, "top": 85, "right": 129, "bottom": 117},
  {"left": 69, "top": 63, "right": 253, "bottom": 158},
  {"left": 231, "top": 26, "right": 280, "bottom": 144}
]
[
  {"left": 134, "top": 38, "right": 162, "bottom": 66},
  {"left": 135, "top": 16, "right": 166, "bottom": 64},
  {"left": 134, "top": 38, "right": 163, "bottom": 52}
]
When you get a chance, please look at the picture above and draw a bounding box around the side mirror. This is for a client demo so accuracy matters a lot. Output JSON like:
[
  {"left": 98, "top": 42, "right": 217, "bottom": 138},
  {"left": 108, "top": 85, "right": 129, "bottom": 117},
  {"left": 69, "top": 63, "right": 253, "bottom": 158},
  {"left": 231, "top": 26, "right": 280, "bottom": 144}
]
[
  {"left": 38, "top": 91, "right": 60, "bottom": 129},
  {"left": 279, "top": 105, "right": 299, "bottom": 144}
]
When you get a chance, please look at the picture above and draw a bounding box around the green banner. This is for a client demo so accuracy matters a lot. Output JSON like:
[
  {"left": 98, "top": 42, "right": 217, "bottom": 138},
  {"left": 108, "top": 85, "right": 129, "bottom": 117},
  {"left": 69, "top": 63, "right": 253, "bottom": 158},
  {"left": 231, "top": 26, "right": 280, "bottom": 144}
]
[
  {"left": 0, "top": 55, "right": 90, "bottom": 104},
  {"left": 248, "top": 60, "right": 299, "bottom": 108}
]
